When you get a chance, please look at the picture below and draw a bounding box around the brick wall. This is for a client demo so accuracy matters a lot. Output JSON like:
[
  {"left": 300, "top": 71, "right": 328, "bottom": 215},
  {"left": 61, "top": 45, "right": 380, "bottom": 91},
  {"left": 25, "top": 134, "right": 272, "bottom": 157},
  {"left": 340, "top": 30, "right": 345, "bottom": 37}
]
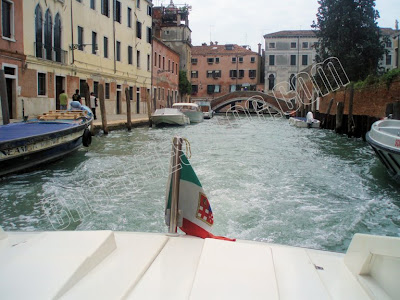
[{"left": 319, "top": 78, "right": 400, "bottom": 118}]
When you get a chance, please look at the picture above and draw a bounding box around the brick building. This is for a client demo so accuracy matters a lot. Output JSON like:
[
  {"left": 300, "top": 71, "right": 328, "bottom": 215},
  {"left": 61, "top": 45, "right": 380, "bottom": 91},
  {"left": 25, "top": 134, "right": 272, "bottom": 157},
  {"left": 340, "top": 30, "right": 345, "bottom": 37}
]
[
  {"left": 190, "top": 43, "right": 262, "bottom": 101},
  {"left": 0, "top": 0, "right": 25, "bottom": 121},
  {"left": 152, "top": 37, "right": 179, "bottom": 109}
]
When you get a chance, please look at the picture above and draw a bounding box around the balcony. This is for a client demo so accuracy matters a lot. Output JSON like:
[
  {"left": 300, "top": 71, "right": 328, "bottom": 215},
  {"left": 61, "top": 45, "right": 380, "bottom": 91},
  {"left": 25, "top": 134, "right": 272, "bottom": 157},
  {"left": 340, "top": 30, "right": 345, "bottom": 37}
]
[{"left": 35, "top": 42, "right": 68, "bottom": 64}]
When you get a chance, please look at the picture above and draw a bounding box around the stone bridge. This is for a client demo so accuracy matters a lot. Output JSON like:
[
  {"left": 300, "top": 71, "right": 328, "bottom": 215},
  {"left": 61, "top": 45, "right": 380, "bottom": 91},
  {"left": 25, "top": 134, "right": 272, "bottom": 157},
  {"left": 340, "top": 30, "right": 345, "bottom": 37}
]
[{"left": 210, "top": 91, "right": 292, "bottom": 113}]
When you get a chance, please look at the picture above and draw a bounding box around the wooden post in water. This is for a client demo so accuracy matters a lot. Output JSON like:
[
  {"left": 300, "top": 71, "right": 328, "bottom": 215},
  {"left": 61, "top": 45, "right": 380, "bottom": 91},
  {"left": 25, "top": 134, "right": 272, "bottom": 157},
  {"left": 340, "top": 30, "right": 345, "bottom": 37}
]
[
  {"left": 386, "top": 103, "right": 394, "bottom": 118},
  {"left": 335, "top": 102, "right": 344, "bottom": 133},
  {"left": 146, "top": 89, "right": 152, "bottom": 127},
  {"left": 98, "top": 84, "right": 108, "bottom": 134},
  {"left": 393, "top": 101, "right": 400, "bottom": 120},
  {"left": 168, "top": 136, "right": 182, "bottom": 234},
  {"left": 125, "top": 88, "right": 132, "bottom": 131},
  {"left": 83, "top": 82, "right": 90, "bottom": 107},
  {"left": 347, "top": 83, "right": 354, "bottom": 137},
  {"left": 0, "top": 70, "right": 10, "bottom": 124},
  {"left": 321, "top": 98, "right": 334, "bottom": 129}
]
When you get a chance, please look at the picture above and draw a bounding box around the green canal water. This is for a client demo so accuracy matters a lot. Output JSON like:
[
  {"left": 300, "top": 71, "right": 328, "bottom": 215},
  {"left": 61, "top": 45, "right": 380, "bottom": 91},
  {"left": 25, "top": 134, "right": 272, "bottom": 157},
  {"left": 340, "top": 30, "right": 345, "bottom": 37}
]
[{"left": 1, "top": 115, "right": 399, "bottom": 252}]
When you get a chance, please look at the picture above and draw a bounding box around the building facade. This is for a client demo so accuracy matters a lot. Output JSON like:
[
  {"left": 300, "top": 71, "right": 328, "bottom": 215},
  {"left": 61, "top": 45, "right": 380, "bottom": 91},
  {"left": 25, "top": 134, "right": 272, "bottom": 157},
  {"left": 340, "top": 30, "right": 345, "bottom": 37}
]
[
  {"left": 0, "top": 0, "right": 25, "bottom": 121},
  {"left": 152, "top": 37, "right": 179, "bottom": 109},
  {"left": 190, "top": 43, "right": 261, "bottom": 101},
  {"left": 3, "top": 0, "right": 152, "bottom": 120},
  {"left": 380, "top": 28, "right": 400, "bottom": 71},
  {"left": 263, "top": 30, "right": 318, "bottom": 94}
]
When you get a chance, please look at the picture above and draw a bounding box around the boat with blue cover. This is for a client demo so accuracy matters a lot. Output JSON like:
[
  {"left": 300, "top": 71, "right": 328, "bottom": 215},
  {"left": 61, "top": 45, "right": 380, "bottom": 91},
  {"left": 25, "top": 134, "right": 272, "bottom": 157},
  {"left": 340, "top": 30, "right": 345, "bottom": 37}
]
[{"left": 0, "top": 109, "right": 93, "bottom": 177}]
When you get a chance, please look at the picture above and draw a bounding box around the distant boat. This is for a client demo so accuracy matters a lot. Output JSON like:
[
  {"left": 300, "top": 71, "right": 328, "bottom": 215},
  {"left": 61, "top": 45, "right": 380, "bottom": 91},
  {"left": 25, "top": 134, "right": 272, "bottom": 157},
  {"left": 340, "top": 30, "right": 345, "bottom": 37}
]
[
  {"left": 172, "top": 103, "right": 204, "bottom": 123},
  {"left": 151, "top": 108, "right": 190, "bottom": 126},
  {"left": 289, "top": 117, "right": 320, "bottom": 128},
  {"left": 0, "top": 110, "right": 93, "bottom": 177},
  {"left": 366, "top": 119, "right": 400, "bottom": 181},
  {"left": 196, "top": 101, "right": 214, "bottom": 119}
]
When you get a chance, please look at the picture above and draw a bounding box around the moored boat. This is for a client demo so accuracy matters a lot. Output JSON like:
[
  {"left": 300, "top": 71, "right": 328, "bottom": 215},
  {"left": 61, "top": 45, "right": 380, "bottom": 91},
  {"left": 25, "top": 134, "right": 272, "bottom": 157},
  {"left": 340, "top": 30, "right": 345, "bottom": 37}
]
[
  {"left": 151, "top": 108, "right": 190, "bottom": 126},
  {"left": 289, "top": 116, "right": 320, "bottom": 128},
  {"left": 366, "top": 118, "right": 400, "bottom": 181},
  {"left": 0, "top": 110, "right": 92, "bottom": 177},
  {"left": 196, "top": 101, "right": 214, "bottom": 119},
  {"left": 172, "top": 103, "right": 204, "bottom": 123}
]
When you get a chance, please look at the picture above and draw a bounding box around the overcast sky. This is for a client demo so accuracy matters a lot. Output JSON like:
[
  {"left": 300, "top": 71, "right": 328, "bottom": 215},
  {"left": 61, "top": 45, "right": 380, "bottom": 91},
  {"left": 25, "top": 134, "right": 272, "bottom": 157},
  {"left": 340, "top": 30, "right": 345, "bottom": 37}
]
[{"left": 154, "top": 0, "right": 400, "bottom": 52}]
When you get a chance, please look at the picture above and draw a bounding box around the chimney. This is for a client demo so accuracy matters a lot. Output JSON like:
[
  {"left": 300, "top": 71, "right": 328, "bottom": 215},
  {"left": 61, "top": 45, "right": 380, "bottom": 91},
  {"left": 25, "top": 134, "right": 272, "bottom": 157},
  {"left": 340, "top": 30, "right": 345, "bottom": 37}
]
[
  {"left": 215, "top": 41, "right": 218, "bottom": 45},
  {"left": 210, "top": 41, "right": 214, "bottom": 46},
  {"left": 258, "top": 43, "right": 262, "bottom": 55},
  {"left": 396, "top": 19, "right": 399, "bottom": 30},
  {"left": 202, "top": 42, "right": 207, "bottom": 46}
]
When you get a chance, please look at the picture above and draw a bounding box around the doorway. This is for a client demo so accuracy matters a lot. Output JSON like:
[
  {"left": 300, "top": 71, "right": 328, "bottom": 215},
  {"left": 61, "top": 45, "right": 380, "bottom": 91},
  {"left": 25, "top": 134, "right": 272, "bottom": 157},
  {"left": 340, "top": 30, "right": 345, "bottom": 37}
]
[
  {"left": 116, "top": 84, "right": 121, "bottom": 114},
  {"left": 136, "top": 87, "right": 140, "bottom": 114},
  {"left": 55, "top": 76, "right": 64, "bottom": 110},
  {"left": 5, "top": 78, "right": 13, "bottom": 118}
]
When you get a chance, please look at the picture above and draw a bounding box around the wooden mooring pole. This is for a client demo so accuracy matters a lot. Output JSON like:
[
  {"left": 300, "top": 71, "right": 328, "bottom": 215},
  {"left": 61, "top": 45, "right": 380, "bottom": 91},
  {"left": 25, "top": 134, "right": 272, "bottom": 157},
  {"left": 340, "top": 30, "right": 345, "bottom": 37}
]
[
  {"left": 393, "top": 101, "right": 400, "bottom": 120},
  {"left": 347, "top": 83, "right": 354, "bottom": 137},
  {"left": 98, "top": 84, "right": 108, "bottom": 134},
  {"left": 0, "top": 70, "right": 10, "bottom": 125},
  {"left": 321, "top": 98, "right": 334, "bottom": 129},
  {"left": 335, "top": 102, "right": 344, "bottom": 134},
  {"left": 125, "top": 88, "right": 132, "bottom": 131}
]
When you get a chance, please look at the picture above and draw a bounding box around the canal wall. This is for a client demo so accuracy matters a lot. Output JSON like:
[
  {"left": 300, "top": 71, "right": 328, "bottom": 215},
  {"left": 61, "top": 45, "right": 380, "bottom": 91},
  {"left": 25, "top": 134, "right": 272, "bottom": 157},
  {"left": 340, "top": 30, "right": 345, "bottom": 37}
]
[{"left": 316, "top": 78, "right": 400, "bottom": 139}]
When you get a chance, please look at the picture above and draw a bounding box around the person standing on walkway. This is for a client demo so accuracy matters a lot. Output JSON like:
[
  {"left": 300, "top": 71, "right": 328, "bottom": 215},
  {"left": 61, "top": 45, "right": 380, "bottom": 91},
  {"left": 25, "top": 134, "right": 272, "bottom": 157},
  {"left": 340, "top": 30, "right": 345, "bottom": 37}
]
[
  {"left": 72, "top": 89, "right": 81, "bottom": 104},
  {"left": 59, "top": 90, "right": 68, "bottom": 110},
  {"left": 89, "top": 92, "right": 97, "bottom": 120}
]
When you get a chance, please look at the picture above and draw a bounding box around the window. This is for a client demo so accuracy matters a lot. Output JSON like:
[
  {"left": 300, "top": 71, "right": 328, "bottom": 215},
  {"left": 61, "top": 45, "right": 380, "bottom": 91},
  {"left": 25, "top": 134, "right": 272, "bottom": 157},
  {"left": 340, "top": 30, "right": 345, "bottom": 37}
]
[
  {"left": 79, "top": 79, "right": 86, "bottom": 97},
  {"left": 207, "top": 85, "right": 220, "bottom": 94},
  {"left": 116, "top": 41, "right": 120, "bottom": 61},
  {"left": 215, "top": 57, "right": 220, "bottom": 63},
  {"left": 238, "top": 70, "right": 244, "bottom": 78},
  {"left": 35, "top": 5, "right": 43, "bottom": 58},
  {"left": 147, "top": 54, "right": 150, "bottom": 71},
  {"left": 103, "top": 36, "right": 108, "bottom": 58},
  {"left": 54, "top": 13, "right": 62, "bottom": 62},
  {"left": 386, "top": 54, "right": 392, "bottom": 65},
  {"left": 114, "top": 1, "right": 121, "bottom": 23},
  {"left": 302, "top": 42, "right": 308, "bottom": 49},
  {"left": 290, "top": 42, "right": 297, "bottom": 49},
  {"left": 94, "top": 81, "right": 99, "bottom": 97},
  {"left": 2, "top": 0, "right": 13, "bottom": 39},
  {"left": 158, "top": 54, "right": 161, "bottom": 68},
  {"left": 229, "top": 70, "right": 237, "bottom": 78},
  {"left": 206, "top": 70, "right": 221, "bottom": 78},
  {"left": 250, "top": 57, "right": 255, "bottom": 63},
  {"left": 214, "top": 70, "right": 221, "bottom": 78},
  {"left": 172, "top": 61, "right": 174, "bottom": 73},
  {"left": 105, "top": 82, "right": 110, "bottom": 99},
  {"left": 101, "top": 0, "right": 109, "bottom": 17},
  {"left": 231, "top": 57, "right": 236, "bottom": 63},
  {"left": 290, "top": 55, "right": 296, "bottom": 66},
  {"left": 289, "top": 74, "right": 296, "bottom": 90},
  {"left": 191, "top": 71, "right": 198, "bottom": 78},
  {"left": 158, "top": 87, "right": 160, "bottom": 100},
  {"left": 128, "top": 46, "right": 133, "bottom": 64},
  {"left": 191, "top": 58, "right": 198, "bottom": 64},
  {"left": 127, "top": 7, "right": 132, "bottom": 27},
  {"left": 191, "top": 85, "right": 198, "bottom": 94},
  {"left": 249, "top": 70, "right": 256, "bottom": 78},
  {"left": 386, "top": 40, "right": 392, "bottom": 48},
  {"left": 302, "top": 54, "right": 308, "bottom": 66},
  {"left": 90, "top": 0, "right": 95, "bottom": 10},
  {"left": 137, "top": 50, "right": 140, "bottom": 67},
  {"left": 92, "top": 31, "right": 97, "bottom": 54},
  {"left": 154, "top": 52, "right": 157, "bottom": 66},
  {"left": 207, "top": 57, "right": 214, "bottom": 64},
  {"left": 147, "top": 5, "right": 152, "bottom": 16},
  {"left": 37, "top": 72, "right": 46, "bottom": 96},
  {"left": 146, "top": 27, "right": 151, "bottom": 43},
  {"left": 129, "top": 87, "right": 133, "bottom": 100},
  {"left": 238, "top": 57, "right": 243, "bottom": 63},
  {"left": 77, "top": 26, "right": 84, "bottom": 50},
  {"left": 137, "top": 0, "right": 140, "bottom": 9},
  {"left": 162, "top": 56, "right": 165, "bottom": 69},
  {"left": 269, "top": 55, "right": 275, "bottom": 66},
  {"left": 269, "top": 42, "right": 275, "bottom": 49},
  {"left": 168, "top": 59, "right": 170, "bottom": 71},
  {"left": 44, "top": 9, "right": 52, "bottom": 60},
  {"left": 268, "top": 74, "right": 275, "bottom": 90},
  {"left": 136, "top": 21, "right": 142, "bottom": 39}
]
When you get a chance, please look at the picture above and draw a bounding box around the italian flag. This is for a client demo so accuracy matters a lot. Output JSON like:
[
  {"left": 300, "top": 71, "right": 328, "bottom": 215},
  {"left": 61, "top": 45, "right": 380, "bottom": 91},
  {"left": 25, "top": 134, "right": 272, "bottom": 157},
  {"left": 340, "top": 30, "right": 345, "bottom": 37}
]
[{"left": 165, "top": 153, "right": 235, "bottom": 241}]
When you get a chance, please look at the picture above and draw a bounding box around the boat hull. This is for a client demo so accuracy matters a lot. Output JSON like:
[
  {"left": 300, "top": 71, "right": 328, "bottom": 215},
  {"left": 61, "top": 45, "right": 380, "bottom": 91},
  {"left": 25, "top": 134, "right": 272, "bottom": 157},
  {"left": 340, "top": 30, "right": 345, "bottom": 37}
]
[
  {"left": 183, "top": 111, "right": 204, "bottom": 123},
  {"left": 151, "top": 108, "right": 190, "bottom": 126},
  {"left": 366, "top": 119, "right": 400, "bottom": 181},
  {"left": 289, "top": 117, "right": 320, "bottom": 128}
]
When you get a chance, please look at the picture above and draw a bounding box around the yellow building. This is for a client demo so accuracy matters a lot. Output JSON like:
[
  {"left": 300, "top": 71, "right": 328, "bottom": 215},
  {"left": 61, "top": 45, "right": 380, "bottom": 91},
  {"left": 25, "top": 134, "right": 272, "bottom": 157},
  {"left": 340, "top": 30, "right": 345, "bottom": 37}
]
[{"left": 20, "top": 0, "right": 152, "bottom": 118}]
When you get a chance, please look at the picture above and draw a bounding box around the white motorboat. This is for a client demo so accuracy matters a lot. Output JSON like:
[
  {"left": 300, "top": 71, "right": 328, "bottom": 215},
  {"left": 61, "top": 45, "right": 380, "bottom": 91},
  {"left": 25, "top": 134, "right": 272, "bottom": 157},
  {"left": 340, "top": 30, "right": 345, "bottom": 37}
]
[
  {"left": 151, "top": 108, "right": 190, "bottom": 126},
  {"left": 366, "top": 118, "right": 400, "bottom": 181},
  {"left": 289, "top": 117, "right": 320, "bottom": 128},
  {"left": 172, "top": 103, "right": 204, "bottom": 123},
  {"left": 196, "top": 101, "right": 214, "bottom": 119}
]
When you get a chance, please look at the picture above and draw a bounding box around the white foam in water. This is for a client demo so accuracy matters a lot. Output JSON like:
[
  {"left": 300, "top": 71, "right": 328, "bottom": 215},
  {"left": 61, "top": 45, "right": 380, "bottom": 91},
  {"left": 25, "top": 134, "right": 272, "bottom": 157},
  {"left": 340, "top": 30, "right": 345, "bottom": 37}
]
[{"left": 0, "top": 116, "right": 399, "bottom": 252}]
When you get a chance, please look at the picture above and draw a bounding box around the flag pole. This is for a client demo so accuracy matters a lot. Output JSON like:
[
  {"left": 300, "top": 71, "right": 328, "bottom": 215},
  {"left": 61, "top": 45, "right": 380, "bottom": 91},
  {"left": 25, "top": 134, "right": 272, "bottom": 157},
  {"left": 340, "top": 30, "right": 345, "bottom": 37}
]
[{"left": 169, "top": 136, "right": 182, "bottom": 234}]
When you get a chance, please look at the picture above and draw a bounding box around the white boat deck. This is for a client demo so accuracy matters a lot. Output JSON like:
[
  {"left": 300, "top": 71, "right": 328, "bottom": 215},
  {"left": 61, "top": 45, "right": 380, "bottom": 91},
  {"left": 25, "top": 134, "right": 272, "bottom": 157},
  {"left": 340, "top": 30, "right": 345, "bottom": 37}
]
[{"left": 0, "top": 228, "right": 399, "bottom": 299}]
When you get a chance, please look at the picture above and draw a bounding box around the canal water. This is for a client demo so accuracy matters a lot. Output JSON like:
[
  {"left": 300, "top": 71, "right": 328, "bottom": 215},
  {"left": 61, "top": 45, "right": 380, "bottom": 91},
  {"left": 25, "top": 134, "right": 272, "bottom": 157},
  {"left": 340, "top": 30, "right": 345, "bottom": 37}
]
[{"left": 1, "top": 115, "right": 399, "bottom": 252}]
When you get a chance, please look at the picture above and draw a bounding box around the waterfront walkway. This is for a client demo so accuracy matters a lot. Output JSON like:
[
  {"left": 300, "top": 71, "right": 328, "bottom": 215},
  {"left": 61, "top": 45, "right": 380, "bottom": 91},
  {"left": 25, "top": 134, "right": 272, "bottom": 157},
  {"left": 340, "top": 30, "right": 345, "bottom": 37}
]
[{"left": 92, "top": 113, "right": 149, "bottom": 133}]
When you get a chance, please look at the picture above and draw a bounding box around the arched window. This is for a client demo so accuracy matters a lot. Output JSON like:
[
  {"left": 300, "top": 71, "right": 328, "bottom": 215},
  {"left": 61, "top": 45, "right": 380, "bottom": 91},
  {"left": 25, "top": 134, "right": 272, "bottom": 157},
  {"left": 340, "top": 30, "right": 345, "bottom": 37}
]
[
  {"left": 289, "top": 74, "right": 296, "bottom": 91},
  {"left": 44, "top": 9, "right": 53, "bottom": 60},
  {"left": 268, "top": 74, "right": 275, "bottom": 91},
  {"left": 35, "top": 5, "right": 43, "bottom": 58},
  {"left": 54, "top": 13, "right": 62, "bottom": 62}
]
